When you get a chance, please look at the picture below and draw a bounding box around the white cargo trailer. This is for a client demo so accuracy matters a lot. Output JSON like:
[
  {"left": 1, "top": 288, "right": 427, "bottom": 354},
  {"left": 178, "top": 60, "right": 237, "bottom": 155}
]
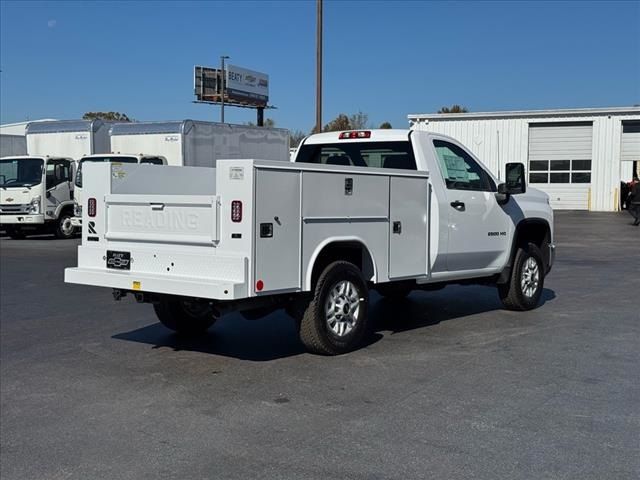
[
  {"left": 108, "top": 120, "right": 290, "bottom": 166},
  {"left": 0, "top": 134, "right": 27, "bottom": 157},
  {"left": 26, "top": 119, "right": 112, "bottom": 159}
]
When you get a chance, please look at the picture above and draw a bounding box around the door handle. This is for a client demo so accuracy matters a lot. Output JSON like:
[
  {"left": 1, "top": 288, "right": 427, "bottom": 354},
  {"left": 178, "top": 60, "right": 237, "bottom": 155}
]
[{"left": 450, "top": 200, "right": 465, "bottom": 211}]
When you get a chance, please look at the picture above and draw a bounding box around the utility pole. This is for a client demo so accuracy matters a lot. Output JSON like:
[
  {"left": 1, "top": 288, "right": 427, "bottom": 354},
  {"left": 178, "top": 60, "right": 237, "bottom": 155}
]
[
  {"left": 220, "top": 55, "right": 229, "bottom": 123},
  {"left": 315, "top": 0, "right": 323, "bottom": 133}
]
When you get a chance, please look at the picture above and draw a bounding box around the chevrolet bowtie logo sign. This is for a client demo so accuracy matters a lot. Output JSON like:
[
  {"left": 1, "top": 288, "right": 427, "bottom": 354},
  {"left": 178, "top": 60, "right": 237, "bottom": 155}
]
[{"left": 5, "top": 198, "right": 14, "bottom": 202}]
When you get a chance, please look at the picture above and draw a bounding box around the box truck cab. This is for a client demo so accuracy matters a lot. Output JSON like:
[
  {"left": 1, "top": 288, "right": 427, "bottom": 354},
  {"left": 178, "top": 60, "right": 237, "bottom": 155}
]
[
  {"left": 1, "top": 155, "right": 76, "bottom": 239},
  {"left": 71, "top": 153, "right": 167, "bottom": 228}
]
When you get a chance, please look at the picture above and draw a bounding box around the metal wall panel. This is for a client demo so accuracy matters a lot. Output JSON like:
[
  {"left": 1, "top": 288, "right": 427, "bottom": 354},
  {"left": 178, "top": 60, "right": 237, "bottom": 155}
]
[{"left": 411, "top": 111, "right": 640, "bottom": 211}]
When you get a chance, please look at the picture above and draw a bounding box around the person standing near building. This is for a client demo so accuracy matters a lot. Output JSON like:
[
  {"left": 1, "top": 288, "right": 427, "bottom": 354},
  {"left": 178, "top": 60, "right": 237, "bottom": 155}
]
[{"left": 627, "top": 176, "right": 640, "bottom": 226}]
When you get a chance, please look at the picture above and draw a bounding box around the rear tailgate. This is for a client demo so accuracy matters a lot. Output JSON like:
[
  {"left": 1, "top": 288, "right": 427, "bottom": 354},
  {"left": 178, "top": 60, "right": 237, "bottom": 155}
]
[
  {"left": 104, "top": 194, "right": 218, "bottom": 245},
  {"left": 65, "top": 163, "right": 249, "bottom": 300}
]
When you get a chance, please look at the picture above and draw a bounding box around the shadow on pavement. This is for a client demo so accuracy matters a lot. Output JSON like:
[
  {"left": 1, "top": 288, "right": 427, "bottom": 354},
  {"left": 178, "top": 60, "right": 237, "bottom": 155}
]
[{"left": 112, "top": 285, "right": 556, "bottom": 361}]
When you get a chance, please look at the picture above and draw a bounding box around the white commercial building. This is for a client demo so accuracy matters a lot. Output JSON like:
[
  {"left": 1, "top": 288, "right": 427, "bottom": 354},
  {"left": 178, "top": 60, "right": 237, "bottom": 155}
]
[{"left": 409, "top": 106, "right": 640, "bottom": 211}]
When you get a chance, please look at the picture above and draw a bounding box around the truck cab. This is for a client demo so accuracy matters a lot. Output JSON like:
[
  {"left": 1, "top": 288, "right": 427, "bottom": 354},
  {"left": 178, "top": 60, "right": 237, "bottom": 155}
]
[
  {"left": 71, "top": 153, "right": 167, "bottom": 228},
  {"left": 1, "top": 155, "right": 76, "bottom": 239}
]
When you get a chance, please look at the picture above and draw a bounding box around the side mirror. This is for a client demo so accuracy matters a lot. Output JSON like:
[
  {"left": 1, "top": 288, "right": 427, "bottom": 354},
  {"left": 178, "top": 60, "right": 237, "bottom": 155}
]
[
  {"left": 496, "top": 162, "right": 526, "bottom": 204},
  {"left": 55, "top": 164, "right": 63, "bottom": 181},
  {"left": 505, "top": 162, "right": 526, "bottom": 194}
]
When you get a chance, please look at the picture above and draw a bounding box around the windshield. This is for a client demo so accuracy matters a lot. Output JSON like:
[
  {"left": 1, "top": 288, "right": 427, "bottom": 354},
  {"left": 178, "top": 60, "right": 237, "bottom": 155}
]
[
  {"left": 75, "top": 156, "right": 137, "bottom": 187},
  {"left": 0, "top": 158, "right": 44, "bottom": 188}
]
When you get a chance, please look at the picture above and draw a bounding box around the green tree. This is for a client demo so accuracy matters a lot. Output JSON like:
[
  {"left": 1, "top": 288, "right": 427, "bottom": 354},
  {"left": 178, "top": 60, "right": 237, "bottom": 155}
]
[
  {"left": 83, "top": 111, "right": 132, "bottom": 122},
  {"left": 437, "top": 105, "right": 469, "bottom": 114},
  {"left": 379, "top": 121, "right": 393, "bottom": 129}
]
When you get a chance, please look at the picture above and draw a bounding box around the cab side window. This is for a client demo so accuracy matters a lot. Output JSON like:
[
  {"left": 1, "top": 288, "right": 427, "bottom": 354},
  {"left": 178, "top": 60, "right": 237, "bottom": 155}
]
[
  {"left": 46, "top": 160, "right": 72, "bottom": 188},
  {"left": 433, "top": 140, "right": 495, "bottom": 192},
  {"left": 140, "top": 157, "right": 165, "bottom": 165}
]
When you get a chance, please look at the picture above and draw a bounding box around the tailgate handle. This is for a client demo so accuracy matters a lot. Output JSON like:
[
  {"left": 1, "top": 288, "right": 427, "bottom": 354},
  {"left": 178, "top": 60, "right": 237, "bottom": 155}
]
[{"left": 150, "top": 203, "right": 165, "bottom": 211}]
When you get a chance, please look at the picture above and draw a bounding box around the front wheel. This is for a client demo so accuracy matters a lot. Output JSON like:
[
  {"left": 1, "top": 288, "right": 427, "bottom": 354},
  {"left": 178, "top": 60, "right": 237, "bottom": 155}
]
[
  {"left": 54, "top": 213, "right": 75, "bottom": 239},
  {"left": 498, "top": 243, "right": 545, "bottom": 311},
  {"left": 299, "top": 261, "right": 370, "bottom": 355},
  {"left": 153, "top": 296, "right": 218, "bottom": 334}
]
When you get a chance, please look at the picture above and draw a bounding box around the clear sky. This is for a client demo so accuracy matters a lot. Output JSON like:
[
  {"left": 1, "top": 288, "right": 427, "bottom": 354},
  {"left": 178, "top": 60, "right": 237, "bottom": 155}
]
[{"left": 1, "top": 0, "right": 639, "bottom": 132}]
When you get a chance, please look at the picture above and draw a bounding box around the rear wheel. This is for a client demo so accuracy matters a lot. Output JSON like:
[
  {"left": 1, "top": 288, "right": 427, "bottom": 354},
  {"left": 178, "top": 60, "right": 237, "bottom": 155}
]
[
  {"left": 498, "top": 243, "right": 545, "bottom": 311},
  {"left": 299, "top": 261, "right": 370, "bottom": 355},
  {"left": 54, "top": 212, "right": 75, "bottom": 239},
  {"left": 6, "top": 226, "right": 26, "bottom": 240},
  {"left": 154, "top": 296, "right": 217, "bottom": 334}
]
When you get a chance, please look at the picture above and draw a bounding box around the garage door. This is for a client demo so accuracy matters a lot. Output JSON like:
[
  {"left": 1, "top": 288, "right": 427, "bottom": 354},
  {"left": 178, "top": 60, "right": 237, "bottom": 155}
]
[
  {"left": 528, "top": 123, "right": 593, "bottom": 210},
  {"left": 621, "top": 121, "right": 640, "bottom": 162}
]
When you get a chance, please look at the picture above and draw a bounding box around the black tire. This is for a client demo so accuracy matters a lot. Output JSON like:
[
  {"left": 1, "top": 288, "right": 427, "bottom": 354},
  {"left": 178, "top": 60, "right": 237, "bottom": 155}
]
[
  {"left": 376, "top": 282, "right": 412, "bottom": 300},
  {"left": 153, "top": 296, "right": 217, "bottom": 334},
  {"left": 54, "top": 212, "right": 75, "bottom": 239},
  {"left": 299, "top": 261, "right": 370, "bottom": 355},
  {"left": 6, "top": 226, "right": 26, "bottom": 240},
  {"left": 498, "top": 243, "right": 545, "bottom": 311}
]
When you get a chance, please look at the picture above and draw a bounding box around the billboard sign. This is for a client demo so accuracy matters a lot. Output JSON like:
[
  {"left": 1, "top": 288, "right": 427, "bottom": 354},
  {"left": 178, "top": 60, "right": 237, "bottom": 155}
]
[
  {"left": 194, "top": 66, "right": 220, "bottom": 101},
  {"left": 225, "top": 64, "right": 269, "bottom": 105}
]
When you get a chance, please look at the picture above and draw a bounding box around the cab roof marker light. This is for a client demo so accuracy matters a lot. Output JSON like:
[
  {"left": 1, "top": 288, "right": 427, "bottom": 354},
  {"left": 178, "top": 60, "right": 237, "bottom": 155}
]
[{"left": 339, "top": 131, "right": 371, "bottom": 139}]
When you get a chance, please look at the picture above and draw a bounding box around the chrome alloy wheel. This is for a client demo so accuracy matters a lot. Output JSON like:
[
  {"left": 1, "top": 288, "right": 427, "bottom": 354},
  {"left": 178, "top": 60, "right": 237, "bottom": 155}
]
[
  {"left": 521, "top": 257, "right": 540, "bottom": 298},
  {"left": 325, "top": 280, "right": 362, "bottom": 337},
  {"left": 61, "top": 217, "right": 74, "bottom": 236}
]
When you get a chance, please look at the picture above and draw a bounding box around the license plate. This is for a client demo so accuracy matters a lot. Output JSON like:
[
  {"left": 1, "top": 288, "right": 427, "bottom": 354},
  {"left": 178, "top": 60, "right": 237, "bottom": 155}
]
[{"left": 106, "top": 250, "right": 131, "bottom": 270}]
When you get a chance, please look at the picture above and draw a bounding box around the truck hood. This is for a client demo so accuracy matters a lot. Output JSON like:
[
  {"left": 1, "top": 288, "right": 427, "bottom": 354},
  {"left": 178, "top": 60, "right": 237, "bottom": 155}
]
[
  {"left": 525, "top": 187, "right": 551, "bottom": 204},
  {"left": 0, "top": 187, "right": 38, "bottom": 205}
]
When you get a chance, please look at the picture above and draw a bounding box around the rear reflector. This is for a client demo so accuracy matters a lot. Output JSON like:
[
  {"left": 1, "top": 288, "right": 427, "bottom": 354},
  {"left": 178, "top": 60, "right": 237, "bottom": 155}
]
[
  {"left": 231, "top": 200, "right": 243, "bottom": 222},
  {"left": 88, "top": 198, "right": 97, "bottom": 217},
  {"left": 339, "top": 131, "right": 371, "bottom": 139}
]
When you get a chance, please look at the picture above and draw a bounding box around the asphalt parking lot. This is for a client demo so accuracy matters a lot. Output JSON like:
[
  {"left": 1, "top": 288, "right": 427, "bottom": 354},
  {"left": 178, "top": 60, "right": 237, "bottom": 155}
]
[{"left": 1, "top": 211, "right": 638, "bottom": 480}]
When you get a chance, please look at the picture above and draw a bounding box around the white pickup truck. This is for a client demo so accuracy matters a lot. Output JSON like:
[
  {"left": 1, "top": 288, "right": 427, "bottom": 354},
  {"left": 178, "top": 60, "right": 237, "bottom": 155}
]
[{"left": 65, "top": 129, "right": 555, "bottom": 355}]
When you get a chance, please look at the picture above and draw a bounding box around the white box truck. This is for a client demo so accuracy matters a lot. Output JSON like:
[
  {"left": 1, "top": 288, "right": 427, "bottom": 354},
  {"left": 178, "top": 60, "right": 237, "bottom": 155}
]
[
  {"left": 108, "top": 120, "right": 290, "bottom": 166},
  {"left": 65, "top": 129, "right": 555, "bottom": 355},
  {"left": 1, "top": 119, "right": 114, "bottom": 239},
  {"left": 26, "top": 119, "right": 112, "bottom": 158},
  {"left": 0, "top": 134, "right": 27, "bottom": 157},
  {"left": 1, "top": 155, "right": 76, "bottom": 238}
]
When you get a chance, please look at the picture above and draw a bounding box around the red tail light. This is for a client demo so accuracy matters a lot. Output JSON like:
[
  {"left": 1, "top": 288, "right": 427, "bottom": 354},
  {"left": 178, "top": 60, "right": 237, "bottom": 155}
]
[
  {"left": 231, "top": 200, "right": 243, "bottom": 222},
  {"left": 339, "top": 131, "right": 371, "bottom": 139},
  {"left": 88, "top": 198, "right": 97, "bottom": 217}
]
